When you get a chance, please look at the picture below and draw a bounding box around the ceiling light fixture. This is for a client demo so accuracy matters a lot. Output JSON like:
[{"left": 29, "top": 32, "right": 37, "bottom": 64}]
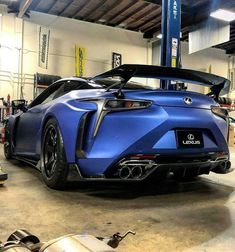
[
  {"left": 117, "top": 23, "right": 126, "bottom": 28},
  {"left": 156, "top": 33, "right": 162, "bottom": 39},
  {"left": 210, "top": 9, "right": 235, "bottom": 22},
  {"left": 98, "top": 19, "right": 106, "bottom": 23}
]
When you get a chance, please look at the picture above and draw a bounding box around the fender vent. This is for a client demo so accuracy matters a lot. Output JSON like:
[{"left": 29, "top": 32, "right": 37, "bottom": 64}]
[{"left": 76, "top": 112, "right": 93, "bottom": 158}]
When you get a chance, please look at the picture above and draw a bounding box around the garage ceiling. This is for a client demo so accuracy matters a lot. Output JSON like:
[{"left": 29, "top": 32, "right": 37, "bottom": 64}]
[{"left": 1, "top": 0, "right": 235, "bottom": 53}]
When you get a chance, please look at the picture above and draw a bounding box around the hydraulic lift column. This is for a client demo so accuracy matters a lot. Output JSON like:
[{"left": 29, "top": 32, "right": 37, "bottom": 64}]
[{"left": 160, "top": 0, "right": 181, "bottom": 90}]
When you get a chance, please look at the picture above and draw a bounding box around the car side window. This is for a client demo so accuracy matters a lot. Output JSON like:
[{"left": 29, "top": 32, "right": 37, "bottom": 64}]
[
  {"left": 29, "top": 81, "right": 64, "bottom": 108},
  {"left": 63, "top": 80, "right": 89, "bottom": 92},
  {"left": 53, "top": 80, "right": 90, "bottom": 99},
  {"left": 41, "top": 83, "right": 66, "bottom": 105},
  {"left": 29, "top": 80, "right": 95, "bottom": 108},
  {"left": 40, "top": 90, "right": 58, "bottom": 105}
]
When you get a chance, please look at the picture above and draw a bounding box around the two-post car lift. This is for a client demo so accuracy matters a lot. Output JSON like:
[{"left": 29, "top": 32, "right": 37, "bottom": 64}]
[{"left": 160, "top": 0, "right": 181, "bottom": 90}]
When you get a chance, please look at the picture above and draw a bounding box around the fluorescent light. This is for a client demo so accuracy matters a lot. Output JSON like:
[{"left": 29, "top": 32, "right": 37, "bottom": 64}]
[
  {"left": 98, "top": 19, "right": 106, "bottom": 23},
  {"left": 210, "top": 9, "right": 235, "bottom": 22},
  {"left": 117, "top": 23, "right": 126, "bottom": 28},
  {"left": 0, "top": 13, "right": 2, "bottom": 17},
  {"left": 156, "top": 33, "right": 182, "bottom": 39}
]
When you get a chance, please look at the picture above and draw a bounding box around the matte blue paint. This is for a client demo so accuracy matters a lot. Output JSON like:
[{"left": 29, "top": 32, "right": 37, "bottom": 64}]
[{"left": 8, "top": 83, "right": 229, "bottom": 177}]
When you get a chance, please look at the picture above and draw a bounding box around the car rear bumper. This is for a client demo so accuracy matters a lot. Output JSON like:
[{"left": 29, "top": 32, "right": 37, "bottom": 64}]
[
  {"left": 74, "top": 105, "right": 229, "bottom": 176},
  {"left": 67, "top": 152, "right": 232, "bottom": 182}
]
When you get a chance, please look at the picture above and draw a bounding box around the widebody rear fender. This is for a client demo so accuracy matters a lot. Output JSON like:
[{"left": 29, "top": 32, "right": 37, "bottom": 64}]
[{"left": 39, "top": 100, "right": 97, "bottom": 163}]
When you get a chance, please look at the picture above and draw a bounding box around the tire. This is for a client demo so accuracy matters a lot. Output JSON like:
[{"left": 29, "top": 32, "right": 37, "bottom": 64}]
[
  {"left": 41, "top": 118, "right": 69, "bottom": 189},
  {"left": 4, "top": 142, "right": 12, "bottom": 159},
  {"left": 4, "top": 121, "right": 12, "bottom": 159}
]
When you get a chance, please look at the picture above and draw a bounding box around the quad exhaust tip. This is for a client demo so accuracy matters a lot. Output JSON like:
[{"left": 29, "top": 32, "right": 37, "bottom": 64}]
[{"left": 119, "top": 165, "right": 144, "bottom": 180}]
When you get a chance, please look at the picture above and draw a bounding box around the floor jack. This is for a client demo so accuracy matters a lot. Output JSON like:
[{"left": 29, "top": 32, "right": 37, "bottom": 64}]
[{"left": 0, "top": 165, "right": 7, "bottom": 185}]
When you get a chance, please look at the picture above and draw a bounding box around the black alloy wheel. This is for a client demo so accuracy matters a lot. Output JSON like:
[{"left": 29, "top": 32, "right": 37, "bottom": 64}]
[
  {"left": 41, "top": 118, "right": 69, "bottom": 189},
  {"left": 43, "top": 125, "right": 58, "bottom": 179}
]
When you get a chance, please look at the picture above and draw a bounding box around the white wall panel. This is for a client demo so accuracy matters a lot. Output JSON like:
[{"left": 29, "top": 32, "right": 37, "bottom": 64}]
[
  {"left": 0, "top": 12, "right": 231, "bottom": 101},
  {"left": 0, "top": 12, "right": 149, "bottom": 100},
  {"left": 189, "top": 19, "right": 230, "bottom": 54}
]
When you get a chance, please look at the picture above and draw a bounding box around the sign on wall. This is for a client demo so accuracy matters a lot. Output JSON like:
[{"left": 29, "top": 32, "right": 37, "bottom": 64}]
[
  {"left": 38, "top": 26, "right": 50, "bottom": 69},
  {"left": 75, "top": 45, "right": 86, "bottom": 77},
  {"left": 112, "top": 52, "right": 122, "bottom": 69}
]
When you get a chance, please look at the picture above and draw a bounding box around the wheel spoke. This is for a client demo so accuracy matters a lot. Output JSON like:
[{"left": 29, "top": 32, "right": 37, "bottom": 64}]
[
  {"left": 46, "top": 156, "right": 54, "bottom": 169},
  {"left": 51, "top": 160, "right": 57, "bottom": 174},
  {"left": 46, "top": 145, "right": 54, "bottom": 154},
  {"left": 49, "top": 128, "right": 57, "bottom": 146},
  {"left": 53, "top": 134, "right": 57, "bottom": 146},
  {"left": 43, "top": 125, "right": 58, "bottom": 179}
]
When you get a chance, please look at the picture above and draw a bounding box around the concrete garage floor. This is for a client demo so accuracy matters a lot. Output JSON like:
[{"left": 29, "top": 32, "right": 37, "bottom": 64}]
[{"left": 0, "top": 146, "right": 235, "bottom": 252}]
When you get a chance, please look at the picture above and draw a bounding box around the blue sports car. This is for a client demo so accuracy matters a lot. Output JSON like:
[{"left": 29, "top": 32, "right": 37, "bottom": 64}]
[{"left": 4, "top": 65, "right": 232, "bottom": 189}]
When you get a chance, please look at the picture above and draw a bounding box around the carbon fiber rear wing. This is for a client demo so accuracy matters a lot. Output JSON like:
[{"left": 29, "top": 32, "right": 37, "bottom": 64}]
[{"left": 93, "top": 64, "right": 230, "bottom": 99}]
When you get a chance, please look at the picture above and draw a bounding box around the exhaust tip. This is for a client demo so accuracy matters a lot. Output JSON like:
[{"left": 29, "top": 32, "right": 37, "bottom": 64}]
[
  {"left": 119, "top": 166, "right": 131, "bottom": 179},
  {"left": 213, "top": 160, "right": 232, "bottom": 174},
  {"left": 131, "top": 166, "right": 143, "bottom": 179}
]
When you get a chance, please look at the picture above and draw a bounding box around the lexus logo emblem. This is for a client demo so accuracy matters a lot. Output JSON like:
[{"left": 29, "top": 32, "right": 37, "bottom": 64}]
[
  {"left": 184, "top": 97, "right": 192, "bottom": 105},
  {"left": 187, "top": 134, "right": 194, "bottom": 140}
]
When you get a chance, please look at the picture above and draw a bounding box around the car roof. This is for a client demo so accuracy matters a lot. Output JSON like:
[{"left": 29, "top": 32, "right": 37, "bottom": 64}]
[{"left": 54, "top": 76, "right": 88, "bottom": 83}]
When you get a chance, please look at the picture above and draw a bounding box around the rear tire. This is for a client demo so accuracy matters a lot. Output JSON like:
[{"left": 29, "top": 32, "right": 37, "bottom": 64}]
[
  {"left": 4, "top": 121, "right": 12, "bottom": 160},
  {"left": 41, "top": 118, "right": 69, "bottom": 189},
  {"left": 4, "top": 142, "right": 12, "bottom": 160}
]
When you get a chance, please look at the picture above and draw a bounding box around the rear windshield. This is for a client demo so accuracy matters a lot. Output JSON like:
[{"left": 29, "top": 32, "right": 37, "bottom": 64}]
[{"left": 93, "top": 77, "right": 208, "bottom": 94}]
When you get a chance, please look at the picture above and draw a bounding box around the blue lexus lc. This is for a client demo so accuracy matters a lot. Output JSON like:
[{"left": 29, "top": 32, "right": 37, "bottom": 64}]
[{"left": 4, "top": 65, "right": 232, "bottom": 189}]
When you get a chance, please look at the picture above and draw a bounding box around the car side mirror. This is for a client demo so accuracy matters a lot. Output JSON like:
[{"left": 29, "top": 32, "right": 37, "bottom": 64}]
[{"left": 12, "top": 99, "right": 28, "bottom": 113}]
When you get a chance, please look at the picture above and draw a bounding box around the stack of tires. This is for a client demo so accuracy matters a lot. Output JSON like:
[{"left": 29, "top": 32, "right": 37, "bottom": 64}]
[{"left": 34, "top": 73, "right": 61, "bottom": 86}]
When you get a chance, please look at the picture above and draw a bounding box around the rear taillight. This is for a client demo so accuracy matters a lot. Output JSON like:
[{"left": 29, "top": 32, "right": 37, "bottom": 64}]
[{"left": 104, "top": 99, "right": 152, "bottom": 111}]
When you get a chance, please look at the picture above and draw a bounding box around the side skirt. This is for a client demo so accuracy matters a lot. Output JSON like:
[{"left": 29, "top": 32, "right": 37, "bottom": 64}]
[{"left": 13, "top": 156, "right": 40, "bottom": 170}]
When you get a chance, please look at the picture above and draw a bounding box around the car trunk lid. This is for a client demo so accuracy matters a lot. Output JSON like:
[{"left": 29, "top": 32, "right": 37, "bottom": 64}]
[{"left": 123, "top": 90, "right": 217, "bottom": 109}]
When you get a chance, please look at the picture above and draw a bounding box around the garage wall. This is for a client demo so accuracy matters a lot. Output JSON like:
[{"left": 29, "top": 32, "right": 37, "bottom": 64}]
[
  {"left": 0, "top": 15, "right": 22, "bottom": 100},
  {"left": 0, "top": 11, "right": 230, "bottom": 102},
  {"left": 153, "top": 40, "right": 228, "bottom": 77},
  {"left": 25, "top": 11, "right": 151, "bottom": 76},
  {"left": 152, "top": 40, "right": 229, "bottom": 93},
  {"left": 0, "top": 12, "right": 150, "bottom": 100},
  {"left": 181, "top": 42, "right": 228, "bottom": 78},
  {"left": 181, "top": 42, "right": 229, "bottom": 94}
]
